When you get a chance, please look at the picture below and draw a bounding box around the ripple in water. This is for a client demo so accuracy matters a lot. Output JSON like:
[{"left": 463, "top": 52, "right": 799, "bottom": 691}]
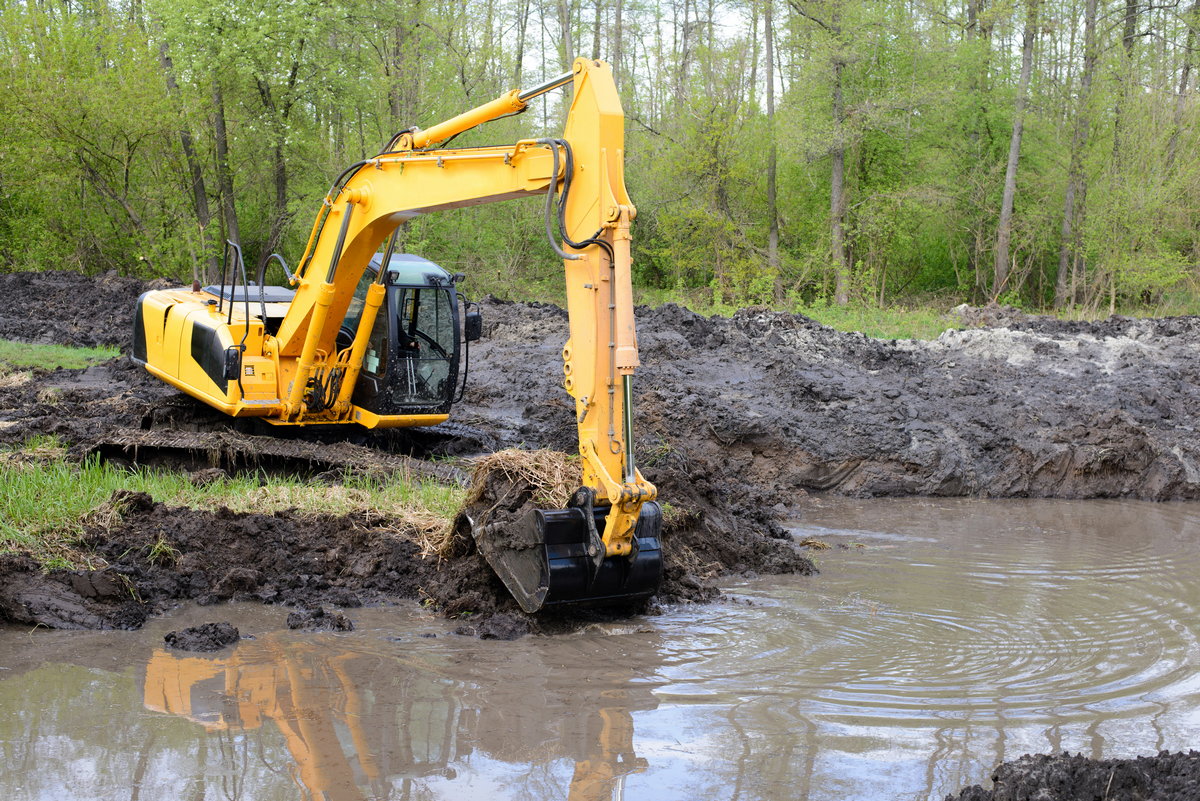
[{"left": 654, "top": 498, "right": 1200, "bottom": 741}]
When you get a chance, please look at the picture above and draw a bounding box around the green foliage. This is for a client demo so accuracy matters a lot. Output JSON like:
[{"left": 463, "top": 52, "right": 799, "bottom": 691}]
[{"left": 0, "top": 0, "right": 1196, "bottom": 312}]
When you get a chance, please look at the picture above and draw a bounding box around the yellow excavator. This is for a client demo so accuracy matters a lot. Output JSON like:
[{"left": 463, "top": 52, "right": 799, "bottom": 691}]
[{"left": 132, "top": 59, "right": 660, "bottom": 612}]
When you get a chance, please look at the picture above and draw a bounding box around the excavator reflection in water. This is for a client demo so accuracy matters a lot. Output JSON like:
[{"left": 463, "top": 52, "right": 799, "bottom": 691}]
[{"left": 141, "top": 632, "right": 654, "bottom": 800}]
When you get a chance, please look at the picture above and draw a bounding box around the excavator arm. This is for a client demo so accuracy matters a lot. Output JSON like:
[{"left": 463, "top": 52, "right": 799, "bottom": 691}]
[{"left": 276, "top": 59, "right": 656, "bottom": 582}]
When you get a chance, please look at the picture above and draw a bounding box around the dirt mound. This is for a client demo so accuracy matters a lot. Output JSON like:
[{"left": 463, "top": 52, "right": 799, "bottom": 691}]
[
  {"left": 460, "top": 298, "right": 1200, "bottom": 502},
  {"left": 947, "top": 751, "right": 1200, "bottom": 800},
  {"left": 164, "top": 622, "right": 240, "bottom": 652},
  {"left": 0, "top": 553, "right": 147, "bottom": 630},
  {"left": 0, "top": 476, "right": 802, "bottom": 634},
  {"left": 0, "top": 270, "right": 162, "bottom": 349}
]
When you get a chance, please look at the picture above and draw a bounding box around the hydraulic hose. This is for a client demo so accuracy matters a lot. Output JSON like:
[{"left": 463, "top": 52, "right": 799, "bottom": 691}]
[
  {"left": 536, "top": 139, "right": 583, "bottom": 262},
  {"left": 537, "top": 138, "right": 627, "bottom": 463}
]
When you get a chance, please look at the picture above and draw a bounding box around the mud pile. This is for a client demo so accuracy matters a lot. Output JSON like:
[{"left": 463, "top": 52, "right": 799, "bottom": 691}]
[
  {"left": 0, "top": 270, "right": 162, "bottom": 347},
  {"left": 947, "top": 750, "right": 1200, "bottom": 800},
  {"left": 164, "top": 622, "right": 240, "bottom": 652},
  {"left": 462, "top": 298, "right": 1200, "bottom": 503}
]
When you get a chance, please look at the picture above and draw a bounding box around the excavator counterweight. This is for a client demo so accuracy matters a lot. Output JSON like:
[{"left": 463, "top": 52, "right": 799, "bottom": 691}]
[{"left": 133, "top": 59, "right": 660, "bottom": 612}]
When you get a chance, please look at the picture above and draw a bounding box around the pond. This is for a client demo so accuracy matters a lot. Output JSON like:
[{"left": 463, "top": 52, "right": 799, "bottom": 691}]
[{"left": 3, "top": 497, "right": 1198, "bottom": 800}]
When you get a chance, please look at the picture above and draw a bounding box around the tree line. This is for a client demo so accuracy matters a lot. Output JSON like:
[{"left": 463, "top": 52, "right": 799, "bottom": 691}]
[{"left": 0, "top": 0, "right": 1196, "bottom": 312}]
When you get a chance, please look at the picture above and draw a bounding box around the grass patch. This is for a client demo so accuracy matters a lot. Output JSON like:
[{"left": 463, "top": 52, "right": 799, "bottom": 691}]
[
  {"left": 0, "top": 440, "right": 465, "bottom": 568},
  {"left": 799, "top": 304, "right": 953, "bottom": 340},
  {"left": 0, "top": 339, "right": 120, "bottom": 370},
  {"left": 634, "top": 286, "right": 956, "bottom": 340}
]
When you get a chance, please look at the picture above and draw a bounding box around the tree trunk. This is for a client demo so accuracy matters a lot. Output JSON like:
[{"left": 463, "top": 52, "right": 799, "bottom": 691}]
[
  {"left": 265, "top": 141, "right": 288, "bottom": 259},
  {"left": 212, "top": 82, "right": 241, "bottom": 251},
  {"left": 513, "top": 0, "right": 530, "bottom": 86},
  {"left": 766, "top": 0, "right": 781, "bottom": 303},
  {"left": 831, "top": 7, "right": 849, "bottom": 306},
  {"left": 1112, "top": 0, "right": 1139, "bottom": 166},
  {"left": 157, "top": 38, "right": 216, "bottom": 283},
  {"left": 677, "top": 0, "right": 692, "bottom": 100},
  {"left": 966, "top": 0, "right": 992, "bottom": 302},
  {"left": 748, "top": 0, "right": 759, "bottom": 109},
  {"left": 1055, "top": 0, "right": 1096, "bottom": 308},
  {"left": 592, "top": 0, "right": 602, "bottom": 59},
  {"left": 993, "top": 0, "right": 1038, "bottom": 297},
  {"left": 558, "top": 0, "right": 575, "bottom": 65},
  {"left": 613, "top": 0, "right": 623, "bottom": 84},
  {"left": 1166, "top": 0, "right": 1198, "bottom": 171}
]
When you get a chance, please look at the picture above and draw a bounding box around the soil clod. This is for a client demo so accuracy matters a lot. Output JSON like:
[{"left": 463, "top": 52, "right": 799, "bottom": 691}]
[
  {"left": 286, "top": 606, "right": 355, "bottom": 632},
  {"left": 164, "top": 622, "right": 240, "bottom": 652}
]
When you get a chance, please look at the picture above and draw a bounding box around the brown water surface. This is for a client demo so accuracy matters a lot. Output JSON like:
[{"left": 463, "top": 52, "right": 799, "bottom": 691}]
[{"left": 3, "top": 497, "right": 1200, "bottom": 800}]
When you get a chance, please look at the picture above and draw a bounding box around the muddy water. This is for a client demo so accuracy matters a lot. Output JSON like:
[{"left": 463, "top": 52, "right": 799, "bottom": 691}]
[{"left": 3, "top": 498, "right": 1200, "bottom": 801}]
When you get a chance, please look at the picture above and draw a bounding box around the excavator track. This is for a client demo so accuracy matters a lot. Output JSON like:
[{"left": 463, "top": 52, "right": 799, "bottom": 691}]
[{"left": 85, "top": 427, "right": 469, "bottom": 486}]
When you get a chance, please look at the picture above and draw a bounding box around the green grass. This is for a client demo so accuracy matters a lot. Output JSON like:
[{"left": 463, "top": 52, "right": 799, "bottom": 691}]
[
  {"left": 799, "top": 304, "right": 953, "bottom": 340},
  {"left": 0, "top": 339, "right": 120, "bottom": 370},
  {"left": 634, "top": 286, "right": 956, "bottom": 340},
  {"left": 0, "top": 437, "right": 465, "bottom": 568}
]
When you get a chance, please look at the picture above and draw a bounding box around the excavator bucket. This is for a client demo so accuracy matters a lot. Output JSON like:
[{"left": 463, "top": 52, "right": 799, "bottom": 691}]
[{"left": 473, "top": 501, "right": 662, "bottom": 614}]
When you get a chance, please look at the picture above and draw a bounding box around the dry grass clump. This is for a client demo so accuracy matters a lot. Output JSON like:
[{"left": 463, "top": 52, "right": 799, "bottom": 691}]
[
  {"left": 464, "top": 449, "right": 578, "bottom": 507},
  {"left": 424, "top": 448, "right": 579, "bottom": 557},
  {"left": 0, "top": 367, "right": 31, "bottom": 388}
]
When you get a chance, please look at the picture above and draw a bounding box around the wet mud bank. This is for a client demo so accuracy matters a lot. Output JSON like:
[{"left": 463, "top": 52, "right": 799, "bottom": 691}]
[
  {"left": 0, "top": 483, "right": 799, "bottom": 636},
  {"left": 465, "top": 299, "right": 1200, "bottom": 503},
  {"left": 7, "top": 271, "right": 1200, "bottom": 636},
  {"left": 947, "top": 751, "right": 1200, "bottom": 800}
]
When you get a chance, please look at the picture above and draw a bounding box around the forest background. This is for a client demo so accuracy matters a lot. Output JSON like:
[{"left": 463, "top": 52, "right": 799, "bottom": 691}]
[{"left": 0, "top": 0, "right": 1196, "bottom": 323}]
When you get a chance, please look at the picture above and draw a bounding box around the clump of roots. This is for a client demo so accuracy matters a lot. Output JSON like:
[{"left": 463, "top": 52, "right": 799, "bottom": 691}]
[{"left": 426, "top": 449, "right": 579, "bottom": 558}]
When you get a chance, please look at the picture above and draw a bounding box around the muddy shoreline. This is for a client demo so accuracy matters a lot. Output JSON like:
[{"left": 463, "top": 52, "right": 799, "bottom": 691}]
[
  {"left": 6, "top": 270, "right": 1200, "bottom": 635},
  {"left": 6, "top": 270, "right": 1200, "bottom": 797}
]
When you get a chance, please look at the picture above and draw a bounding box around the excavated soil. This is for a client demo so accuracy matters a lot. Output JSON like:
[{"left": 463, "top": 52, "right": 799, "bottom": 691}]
[
  {"left": 164, "top": 622, "right": 240, "bottom": 652},
  {"left": 464, "top": 298, "right": 1200, "bottom": 502},
  {"left": 7, "top": 270, "right": 1200, "bottom": 636},
  {"left": 946, "top": 751, "right": 1200, "bottom": 800},
  {"left": 0, "top": 270, "right": 169, "bottom": 348}
]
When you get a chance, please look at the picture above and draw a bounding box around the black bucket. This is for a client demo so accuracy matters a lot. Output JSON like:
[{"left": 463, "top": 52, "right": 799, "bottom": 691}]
[{"left": 473, "top": 501, "right": 663, "bottom": 614}]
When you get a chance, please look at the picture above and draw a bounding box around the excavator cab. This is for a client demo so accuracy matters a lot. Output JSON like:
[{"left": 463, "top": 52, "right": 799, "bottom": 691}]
[{"left": 337, "top": 253, "right": 480, "bottom": 417}]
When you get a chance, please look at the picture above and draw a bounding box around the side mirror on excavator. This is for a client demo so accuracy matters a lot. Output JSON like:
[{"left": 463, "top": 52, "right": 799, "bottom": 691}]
[
  {"left": 222, "top": 346, "right": 243, "bottom": 380},
  {"left": 464, "top": 307, "right": 483, "bottom": 342}
]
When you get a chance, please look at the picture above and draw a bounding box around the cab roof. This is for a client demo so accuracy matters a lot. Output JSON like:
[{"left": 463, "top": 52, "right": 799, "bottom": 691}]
[{"left": 368, "top": 253, "right": 452, "bottom": 287}]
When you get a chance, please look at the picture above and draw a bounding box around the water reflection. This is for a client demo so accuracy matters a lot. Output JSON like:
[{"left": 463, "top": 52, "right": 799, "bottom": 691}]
[
  {"left": 6, "top": 498, "right": 1200, "bottom": 800},
  {"left": 138, "top": 626, "right": 658, "bottom": 801}
]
